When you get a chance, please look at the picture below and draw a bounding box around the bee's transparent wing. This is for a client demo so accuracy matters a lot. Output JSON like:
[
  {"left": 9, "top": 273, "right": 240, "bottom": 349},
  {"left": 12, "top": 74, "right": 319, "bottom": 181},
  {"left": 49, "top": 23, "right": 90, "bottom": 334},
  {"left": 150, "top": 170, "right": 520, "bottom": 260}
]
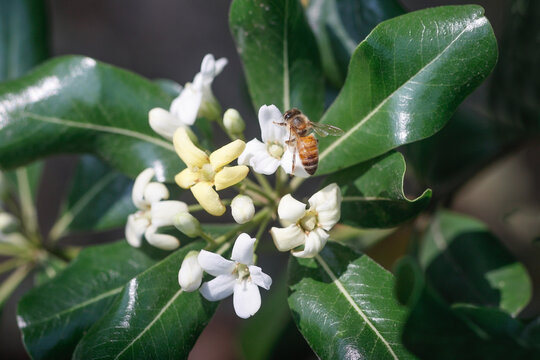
[{"left": 311, "top": 122, "right": 345, "bottom": 137}]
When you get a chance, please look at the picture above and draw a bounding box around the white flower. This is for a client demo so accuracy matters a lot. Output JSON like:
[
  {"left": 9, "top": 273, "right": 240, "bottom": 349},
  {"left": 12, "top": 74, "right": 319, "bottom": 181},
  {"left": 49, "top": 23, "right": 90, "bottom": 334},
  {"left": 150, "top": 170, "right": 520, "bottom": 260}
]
[
  {"left": 231, "top": 195, "right": 255, "bottom": 224},
  {"left": 149, "top": 54, "right": 228, "bottom": 140},
  {"left": 178, "top": 250, "right": 204, "bottom": 292},
  {"left": 270, "top": 183, "right": 341, "bottom": 258},
  {"left": 238, "top": 104, "right": 309, "bottom": 177},
  {"left": 198, "top": 233, "right": 272, "bottom": 319},
  {"left": 125, "top": 168, "right": 188, "bottom": 250}
]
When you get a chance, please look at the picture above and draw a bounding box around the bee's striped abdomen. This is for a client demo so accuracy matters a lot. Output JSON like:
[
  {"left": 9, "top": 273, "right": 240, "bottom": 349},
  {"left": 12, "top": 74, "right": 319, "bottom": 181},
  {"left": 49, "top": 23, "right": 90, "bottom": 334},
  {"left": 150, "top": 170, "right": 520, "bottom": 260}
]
[{"left": 298, "top": 134, "right": 319, "bottom": 175}]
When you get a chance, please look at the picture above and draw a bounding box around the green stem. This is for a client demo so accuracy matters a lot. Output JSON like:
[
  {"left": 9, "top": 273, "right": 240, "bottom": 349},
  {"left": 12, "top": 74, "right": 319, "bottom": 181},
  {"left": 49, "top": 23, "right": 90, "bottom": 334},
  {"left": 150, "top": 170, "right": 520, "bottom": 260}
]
[
  {"left": 211, "top": 208, "right": 271, "bottom": 249},
  {"left": 254, "top": 212, "right": 273, "bottom": 249},
  {"left": 15, "top": 168, "right": 40, "bottom": 244},
  {"left": 200, "top": 231, "right": 217, "bottom": 246},
  {"left": 290, "top": 176, "right": 305, "bottom": 192},
  {"left": 254, "top": 172, "right": 275, "bottom": 198}
]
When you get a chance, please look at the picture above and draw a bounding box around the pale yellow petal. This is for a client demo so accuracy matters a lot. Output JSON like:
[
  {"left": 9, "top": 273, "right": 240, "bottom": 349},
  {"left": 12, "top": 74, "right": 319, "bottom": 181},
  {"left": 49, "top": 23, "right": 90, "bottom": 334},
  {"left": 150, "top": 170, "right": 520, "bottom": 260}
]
[
  {"left": 214, "top": 165, "right": 249, "bottom": 191},
  {"left": 270, "top": 225, "right": 305, "bottom": 252},
  {"left": 209, "top": 139, "right": 246, "bottom": 170},
  {"left": 173, "top": 127, "right": 209, "bottom": 168},
  {"left": 175, "top": 168, "right": 199, "bottom": 189},
  {"left": 191, "top": 182, "right": 225, "bottom": 216}
]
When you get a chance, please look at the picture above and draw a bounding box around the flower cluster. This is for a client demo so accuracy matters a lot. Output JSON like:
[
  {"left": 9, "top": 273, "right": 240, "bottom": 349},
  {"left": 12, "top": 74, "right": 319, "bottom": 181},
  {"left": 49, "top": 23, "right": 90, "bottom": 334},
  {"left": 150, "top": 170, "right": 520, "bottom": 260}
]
[{"left": 123, "top": 53, "right": 342, "bottom": 318}]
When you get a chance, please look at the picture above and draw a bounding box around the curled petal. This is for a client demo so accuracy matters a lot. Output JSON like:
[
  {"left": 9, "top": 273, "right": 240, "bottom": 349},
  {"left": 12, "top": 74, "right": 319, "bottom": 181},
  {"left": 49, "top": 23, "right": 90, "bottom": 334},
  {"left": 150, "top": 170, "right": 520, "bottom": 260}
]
[
  {"left": 198, "top": 250, "right": 235, "bottom": 276},
  {"left": 238, "top": 138, "right": 265, "bottom": 166},
  {"left": 214, "top": 165, "right": 249, "bottom": 191},
  {"left": 151, "top": 200, "right": 188, "bottom": 227},
  {"left": 292, "top": 228, "right": 329, "bottom": 258},
  {"left": 191, "top": 182, "right": 225, "bottom": 216},
  {"left": 231, "top": 233, "right": 256, "bottom": 265},
  {"left": 148, "top": 108, "right": 182, "bottom": 140},
  {"left": 200, "top": 54, "right": 216, "bottom": 77},
  {"left": 200, "top": 274, "right": 236, "bottom": 301},
  {"left": 277, "top": 194, "right": 306, "bottom": 224},
  {"left": 125, "top": 214, "right": 149, "bottom": 248},
  {"left": 173, "top": 127, "right": 209, "bottom": 169},
  {"left": 178, "top": 251, "right": 203, "bottom": 292},
  {"left": 169, "top": 85, "right": 203, "bottom": 126},
  {"left": 280, "top": 148, "right": 310, "bottom": 178},
  {"left": 249, "top": 265, "right": 272, "bottom": 290},
  {"left": 308, "top": 183, "right": 342, "bottom": 230},
  {"left": 143, "top": 182, "right": 169, "bottom": 204},
  {"left": 132, "top": 168, "right": 155, "bottom": 209},
  {"left": 233, "top": 280, "right": 261, "bottom": 319},
  {"left": 270, "top": 225, "right": 306, "bottom": 252},
  {"left": 210, "top": 140, "right": 246, "bottom": 170},
  {"left": 144, "top": 225, "right": 180, "bottom": 250},
  {"left": 258, "top": 105, "right": 288, "bottom": 143},
  {"left": 175, "top": 168, "right": 199, "bottom": 189},
  {"left": 214, "top": 57, "right": 228, "bottom": 76}
]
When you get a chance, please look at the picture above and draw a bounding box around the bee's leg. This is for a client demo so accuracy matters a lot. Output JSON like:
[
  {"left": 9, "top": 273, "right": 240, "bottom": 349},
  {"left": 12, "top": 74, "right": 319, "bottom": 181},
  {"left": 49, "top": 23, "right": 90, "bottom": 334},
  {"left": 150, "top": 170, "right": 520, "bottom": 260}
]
[
  {"left": 273, "top": 121, "right": 287, "bottom": 126},
  {"left": 291, "top": 147, "right": 297, "bottom": 176}
]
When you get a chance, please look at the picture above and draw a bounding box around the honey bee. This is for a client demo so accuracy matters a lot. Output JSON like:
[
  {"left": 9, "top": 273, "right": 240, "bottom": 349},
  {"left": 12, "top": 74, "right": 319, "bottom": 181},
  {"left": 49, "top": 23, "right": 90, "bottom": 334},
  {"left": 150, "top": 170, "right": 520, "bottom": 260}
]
[{"left": 276, "top": 108, "right": 344, "bottom": 175}]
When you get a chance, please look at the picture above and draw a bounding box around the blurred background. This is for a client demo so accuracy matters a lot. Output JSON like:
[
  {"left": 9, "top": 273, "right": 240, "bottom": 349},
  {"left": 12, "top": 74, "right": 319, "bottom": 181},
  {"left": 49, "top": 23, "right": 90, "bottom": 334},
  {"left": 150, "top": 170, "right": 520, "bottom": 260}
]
[{"left": 4, "top": 0, "right": 540, "bottom": 359}]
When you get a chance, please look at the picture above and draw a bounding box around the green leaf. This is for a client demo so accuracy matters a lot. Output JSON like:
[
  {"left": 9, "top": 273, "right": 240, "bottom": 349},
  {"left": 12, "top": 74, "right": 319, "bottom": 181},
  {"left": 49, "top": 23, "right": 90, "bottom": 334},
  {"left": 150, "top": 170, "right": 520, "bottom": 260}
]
[
  {"left": 0, "top": 0, "right": 48, "bottom": 81},
  {"left": 306, "top": 0, "right": 405, "bottom": 87},
  {"left": 0, "top": 56, "right": 183, "bottom": 181},
  {"left": 325, "top": 151, "right": 431, "bottom": 228},
  {"left": 229, "top": 0, "right": 324, "bottom": 120},
  {"left": 418, "top": 210, "right": 531, "bottom": 316},
  {"left": 288, "top": 242, "right": 413, "bottom": 359},
  {"left": 49, "top": 155, "right": 135, "bottom": 241},
  {"left": 17, "top": 241, "right": 165, "bottom": 360},
  {"left": 316, "top": 5, "right": 498, "bottom": 175},
  {"left": 73, "top": 241, "right": 216, "bottom": 360}
]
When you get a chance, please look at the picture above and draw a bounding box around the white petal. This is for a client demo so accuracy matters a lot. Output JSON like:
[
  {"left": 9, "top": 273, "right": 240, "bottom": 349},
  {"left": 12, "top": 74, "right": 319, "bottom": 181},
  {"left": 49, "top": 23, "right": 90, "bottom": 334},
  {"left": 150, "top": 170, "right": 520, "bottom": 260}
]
[
  {"left": 178, "top": 251, "right": 203, "bottom": 292},
  {"left": 292, "top": 228, "right": 329, "bottom": 258},
  {"left": 308, "top": 183, "right": 342, "bottom": 230},
  {"left": 198, "top": 250, "right": 235, "bottom": 276},
  {"left": 277, "top": 194, "right": 306, "bottom": 223},
  {"left": 132, "top": 168, "right": 155, "bottom": 209},
  {"left": 258, "top": 105, "right": 288, "bottom": 143},
  {"left": 125, "top": 214, "right": 149, "bottom": 248},
  {"left": 231, "top": 233, "right": 255, "bottom": 265},
  {"left": 238, "top": 138, "right": 265, "bottom": 166},
  {"left": 144, "top": 225, "right": 180, "bottom": 250},
  {"left": 143, "top": 182, "right": 169, "bottom": 204},
  {"left": 280, "top": 148, "right": 310, "bottom": 178},
  {"left": 248, "top": 265, "right": 272, "bottom": 290},
  {"left": 250, "top": 150, "right": 280, "bottom": 175},
  {"left": 148, "top": 108, "right": 182, "bottom": 140},
  {"left": 214, "top": 57, "right": 228, "bottom": 76},
  {"left": 200, "top": 54, "right": 216, "bottom": 77},
  {"left": 199, "top": 274, "right": 236, "bottom": 301},
  {"left": 169, "top": 85, "right": 203, "bottom": 126},
  {"left": 233, "top": 280, "right": 261, "bottom": 319},
  {"left": 270, "top": 225, "right": 306, "bottom": 252},
  {"left": 150, "top": 200, "right": 188, "bottom": 227}
]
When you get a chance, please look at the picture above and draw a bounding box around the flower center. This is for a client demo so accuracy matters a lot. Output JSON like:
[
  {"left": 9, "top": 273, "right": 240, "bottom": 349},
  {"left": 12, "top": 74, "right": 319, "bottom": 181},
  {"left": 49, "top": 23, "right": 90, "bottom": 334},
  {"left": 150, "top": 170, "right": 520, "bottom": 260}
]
[
  {"left": 199, "top": 163, "right": 216, "bottom": 182},
  {"left": 236, "top": 263, "right": 250, "bottom": 281},
  {"left": 299, "top": 210, "right": 318, "bottom": 232},
  {"left": 267, "top": 142, "right": 284, "bottom": 159}
]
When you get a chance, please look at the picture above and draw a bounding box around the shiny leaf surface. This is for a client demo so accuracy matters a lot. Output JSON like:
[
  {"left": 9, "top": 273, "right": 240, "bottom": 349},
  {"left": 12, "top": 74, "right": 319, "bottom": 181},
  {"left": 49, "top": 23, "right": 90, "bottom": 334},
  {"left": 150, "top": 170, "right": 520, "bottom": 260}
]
[
  {"left": 288, "top": 242, "right": 413, "bottom": 359},
  {"left": 73, "top": 241, "right": 216, "bottom": 360},
  {"left": 418, "top": 210, "right": 531, "bottom": 316},
  {"left": 317, "top": 5, "right": 498, "bottom": 175},
  {"left": 229, "top": 0, "right": 324, "bottom": 120},
  {"left": 0, "top": 56, "right": 183, "bottom": 181},
  {"left": 17, "top": 241, "right": 164, "bottom": 360},
  {"left": 325, "top": 151, "right": 431, "bottom": 228}
]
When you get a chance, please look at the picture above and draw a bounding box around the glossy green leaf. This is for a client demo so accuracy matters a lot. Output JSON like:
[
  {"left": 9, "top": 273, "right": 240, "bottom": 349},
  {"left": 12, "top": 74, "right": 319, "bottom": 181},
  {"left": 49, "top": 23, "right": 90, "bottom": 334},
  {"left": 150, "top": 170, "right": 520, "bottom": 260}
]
[
  {"left": 17, "top": 241, "right": 165, "bottom": 360},
  {"left": 325, "top": 151, "right": 431, "bottom": 228},
  {"left": 288, "top": 242, "right": 413, "bottom": 359},
  {"left": 0, "top": 56, "right": 183, "bottom": 181},
  {"left": 418, "top": 210, "right": 531, "bottom": 316},
  {"left": 49, "top": 155, "right": 134, "bottom": 241},
  {"left": 73, "top": 241, "right": 216, "bottom": 360},
  {"left": 316, "top": 5, "right": 498, "bottom": 175},
  {"left": 0, "top": 0, "right": 48, "bottom": 81},
  {"left": 229, "top": 0, "right": 324, "bottom": 120},
  {"left": 306, "top": 0, "right": 405, "bottom": 87}
]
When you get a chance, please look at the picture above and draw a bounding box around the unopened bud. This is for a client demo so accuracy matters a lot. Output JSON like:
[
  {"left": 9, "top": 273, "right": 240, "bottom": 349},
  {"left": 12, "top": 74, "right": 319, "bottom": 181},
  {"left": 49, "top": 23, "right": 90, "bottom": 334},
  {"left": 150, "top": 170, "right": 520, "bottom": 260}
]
[
  {"left": 223, "top": 108, "right": 245, "bottom": 135},
  {"left": 231, "top": 195, "right": 255, "bottom": 224},
  {"left": 174, "top": 212, "right": 202, "bottom": 238},
  {"left": 178, "top": 251, "right": 203, "bottom": 292}
]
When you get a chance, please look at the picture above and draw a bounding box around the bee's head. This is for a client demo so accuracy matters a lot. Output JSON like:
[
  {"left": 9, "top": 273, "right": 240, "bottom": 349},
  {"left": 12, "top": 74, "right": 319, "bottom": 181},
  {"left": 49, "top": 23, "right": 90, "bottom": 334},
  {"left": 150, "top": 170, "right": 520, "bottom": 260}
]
[{"left": 284, "top": 108, "right": 301, "bottom": 121}]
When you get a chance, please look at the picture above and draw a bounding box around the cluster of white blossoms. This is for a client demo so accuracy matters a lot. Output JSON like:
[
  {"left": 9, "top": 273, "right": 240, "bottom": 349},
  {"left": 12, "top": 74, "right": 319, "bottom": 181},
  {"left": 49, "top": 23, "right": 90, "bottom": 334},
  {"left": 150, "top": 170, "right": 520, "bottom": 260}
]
[{"left": 124, "top": 54, "right": 342, "bottom": 318}]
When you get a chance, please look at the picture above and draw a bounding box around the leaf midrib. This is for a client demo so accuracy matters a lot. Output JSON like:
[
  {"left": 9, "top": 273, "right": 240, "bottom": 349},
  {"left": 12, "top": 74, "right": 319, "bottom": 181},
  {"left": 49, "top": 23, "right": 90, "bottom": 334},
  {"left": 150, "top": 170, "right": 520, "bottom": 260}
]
[
  {"left": 319, "top": 15, "right": 487, "bottom": 163},
  {"left": 315, "top": 254, "right": 399, "bottom": 359}
]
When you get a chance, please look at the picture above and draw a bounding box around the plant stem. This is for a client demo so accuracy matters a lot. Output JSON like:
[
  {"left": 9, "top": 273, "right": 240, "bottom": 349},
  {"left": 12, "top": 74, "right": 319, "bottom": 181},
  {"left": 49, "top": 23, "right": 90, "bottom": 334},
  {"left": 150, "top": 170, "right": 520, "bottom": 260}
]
[
  {"left": 212, "top": 207, "right": 271, "bottom": 249},
  {"left": 254, "top": 212, "right": 273, "bottom": 248},
  {"left": 254, "top": 172, "right": 275, "bottom": 198}
]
